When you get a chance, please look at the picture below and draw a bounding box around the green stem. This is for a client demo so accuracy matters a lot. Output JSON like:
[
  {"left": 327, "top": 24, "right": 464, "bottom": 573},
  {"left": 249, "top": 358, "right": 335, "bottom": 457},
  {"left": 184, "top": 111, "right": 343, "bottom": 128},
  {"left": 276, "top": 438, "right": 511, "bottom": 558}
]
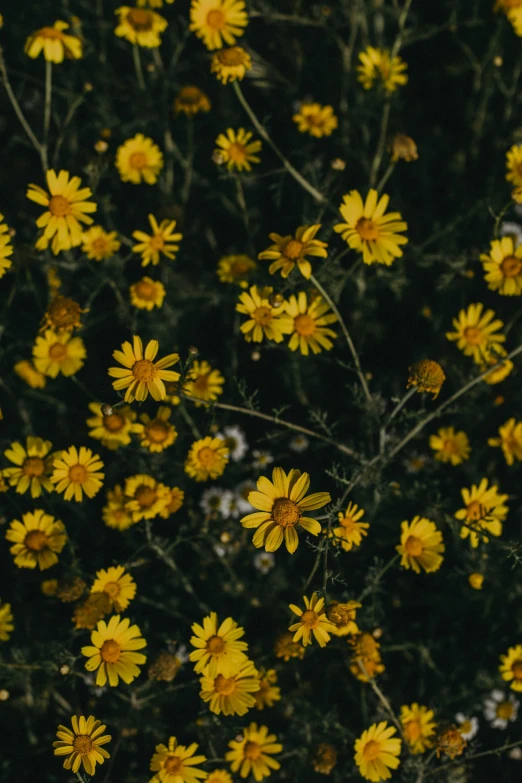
[
  {"left": 181, "top": 117, "right": 194, "bottom": 204},
  {"left": 42, "top": 60, "right": 52, "bottom": 171},
  {"left": 0, "top": 48, "right": 43, "bottom": 168},
  {"left": 132, "top": 45, "right": 145, "bottom": 91},
  {"left": 425, "top": 740, "right": 522, "bottom": 777}
]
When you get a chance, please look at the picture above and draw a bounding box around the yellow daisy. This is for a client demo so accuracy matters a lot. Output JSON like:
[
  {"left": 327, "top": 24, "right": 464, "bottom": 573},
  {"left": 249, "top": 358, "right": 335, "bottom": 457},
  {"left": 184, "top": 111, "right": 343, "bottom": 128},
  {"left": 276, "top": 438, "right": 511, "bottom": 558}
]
[
  {"left": 349, "top": 633, "right": 385, "bottom": 682},
  {"left": 185, "top": 436, "right": 229, "bottom": 481},
  {"left": 81, "top": 226, "right": 121, "bottom": 261},
  {"left": 115, "top": 7, "right": 167, "bottom": 47},
  {"left": 400, "top": 704, "right": 436, "bottom": 755},
  {"left": 123, "top": 474, "right": 170, "bottom": 521},
  {"left": 396, "top": 516, "right": 445, "bottom": 573},
  {"left": 506, "top": 143, "right": 522, "bottom": 187},
  {"left": 446, "top": 303, "right": 505, "bottom": 363},
  {"left": 115, "top": 134, "right": 164, "bottom": 185},
  {"left": 6, "top": 509, "right": 66, "bottom": 570},
  {"left": 217, "top": 253, "right": 257, "bottom": 287},
  {"left": 91, "top": 566, "right": 136, "bottom": 613},
  {"left": 334, "top": 189, "right": 408, "bottom": 266},
  {"left": 480, "top": 344, "right": 513, "bottom": 384},
  {"left": 214, "top": 128, "right": 261, "bottom": 172},
  {"left": 236, "top": 285, "right": 293, "bottom": 343},
  {"left": 258, "top": 224, "right": 328, "bottom": 279},
  {"left": 480, "top": 236, "right": 522, "bottom": 295},
  {"left": 189, "top": 611, "right": 249, "bottom": 677},
  {"left": 468, "top": 572, "right": 484, "bottom": 590},
  {"left": 26, "top": 169, "right": 96, "bottom": 255},
  {"left": 292, "top": 103, "right": 338, "bottom": 138},
  {"left": 136, "top": 406, "right": 178, "bottom": 452},
  {"left": 331, "top": 502, "right": 369, "bottom": 551},
  {"left": 199, "top": 659, "right": 260, "bottom": 716},
  {"left": 14, "top": 360, "right": 46, "bottom": 389},
  {"left": 137, "top": 0, "right": 175, "bottom": 5},
  {"left": 354, "top": 722, "right": 402, "bottom": 782},
  {"left": 3, "top": 436, "right": 54, "bottom": 498},
  {"left": 489, "top": 418, "right": 522, "bottom": 465},
  {"left": 86, "top": 402, "right": 138, "bottom": 450},
  {"left": 53, "top": 715, "right": 111, "bottom": 776},
  {"left": 254, "top": 669, "right": 281, "bottom": 710},
  {"left": 240, "top": 466, "right": 331, "bottom": 554},
  {"left": 190, "top": 0, "right": 248, "bottom": 50},
  {"left": 82, "top": 614, "right": 147, "bottom": 687},
  {"left": 130, "top": 276, "right": 166, "bottom": 310},
  {"left": 183, "top": 360, "right": 225, "bottom": 405},
  {"left": 0, "top": 601, "right": 14, "bottom": 641},
  {"left": 149, "top": 736, "right": 207, "bottom": 783},
  {"left": 455, "top": 478, "right": 508, "bottom": 547},
  {"left": 327, "top": 600, "right": 361, "bottom": 636},
  {"left": 132, "top": 214, "right": 183, "bottom": 267},
  {"left": 102, "top": 486, "right": 136, "bottom": 531},
  {"left": 288, "top": 593, "right": 336, "bottom": 647},
  {"left": 25, "top": 21, "right": 82, "bottom": 62},
  {"left": 108, "top": 335, "right": 180, "bottom": 402},
  {"left": 429, "top": 427, "right": 470, "bottom": 465},
  {"left": 285, "top": 292, "right": 337, "bottom": 355},
  {"left": 211, "top": 45, "right": 251, "bottom": 83},
  {"left": 226, "top": 723, "right": 282, "bottom": 782},
  {"left": 274, "top": 631, "right": 305, "bottom": 662},
  {"left": 174, "top": 86, "right": 211, "bottom": 115},
  {"left": 32, "top": 329, "right": 86, "bottom": 378},
  {"left": 206, "top": 771, "right": 233, "bottom": 783},
  {"left": 500, "top": 645, "right": 522, "bottom": 692},
  {"left": 357, "top": 46, "right": 408, "bottom": 92},
  {"left": 159, "top": 486, "right": 185, "bottom": 518},
  {"left": 0, "top": 213, "right": 13, "bottom": 278},
  {"left": 51, "top": 446, "right": 104, "bottom": 502}
]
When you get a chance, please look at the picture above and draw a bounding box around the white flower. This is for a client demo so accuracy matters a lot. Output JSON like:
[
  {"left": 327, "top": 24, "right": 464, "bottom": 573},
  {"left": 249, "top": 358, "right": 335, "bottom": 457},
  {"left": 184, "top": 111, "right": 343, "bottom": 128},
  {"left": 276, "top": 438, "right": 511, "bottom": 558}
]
[
  {"left": 484, "top": 689, "right": 519, "bottom": 729},
  {"left": 253, "top": 551, "right": 275, "bottom": 574},
  {"left": 289, "top": 434, "right": 309, "bottom": 452},
  {"left": 174, "top": 644, "right": 189, "bottom": 664},
  {"left": 200, "top": 487, "right": 234, "bottom": 516},
  {"left": 235, "top": 480, "right": 256, "bottom": 513},
  {"left": 252, "top": 449, "right": 273, "bottom": 469},
  {"left": 509, "top": 747, "right": 522, "bottom": 760},
  {"left": 500, "top": 221, "right": 522, "bottom": 247},
  {"left": 220, "top": 425, "right": 248, "bottom": 461},
  {"left": 214, "top": 543, "right": 228, "bottom": 558},
  {"left": 455, "top": 713, "right": 479, "bottom": 741}
]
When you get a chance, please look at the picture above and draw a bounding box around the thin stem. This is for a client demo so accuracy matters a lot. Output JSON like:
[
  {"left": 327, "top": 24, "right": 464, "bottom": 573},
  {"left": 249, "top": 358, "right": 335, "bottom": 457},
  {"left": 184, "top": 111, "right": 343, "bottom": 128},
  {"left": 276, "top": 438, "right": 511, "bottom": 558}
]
[
  {"left": 357, "top": 660, "right": 405, "bottom": 739},
  {"left": 181, "top": 117, "right": 194, "bottom": 204},
  {"left": 42, "top": 60, "right": 52, "bottom": 172},
  {"left": 310, "top": 274, "right": 372, "bottom": 404},
  {"left": 493, "top": 199, "right": 513, "bottom": 238},
  {"left": 357, "top": 554, "right": 400, "bottom": 602},
  {"left": 425, "top": 740, "right": 522, "bottom": 777},
  {"left": 376, "top": 160, "right": 396, "bottom": 193},
  {"left": 369, "top": 98, "right": 391, "bottom": 189},
  {"left": 0, "top": 48, "right": 43, "bottom": 165},
  {"left": 380, "top": 387, "right": 416, "bottom": 452},
  {"left": 132, "top": 45, "right": 145, "bottom": 91}
]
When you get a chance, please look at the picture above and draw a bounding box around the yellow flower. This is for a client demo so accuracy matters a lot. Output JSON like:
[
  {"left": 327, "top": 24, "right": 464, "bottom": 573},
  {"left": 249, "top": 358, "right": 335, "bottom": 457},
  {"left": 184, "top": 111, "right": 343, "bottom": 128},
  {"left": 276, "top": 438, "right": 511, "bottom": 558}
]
[
  {"left": 73, "top": 593, "right": 109, "bottom": 630},
  {"left": 25, "top": 21, "right": 82, "bottom": 62},
  {"left": 81, "top": 226, "right": 121, "bottom": 261},
  {"left": 174, "top": 85, "right": 211, "bottom": 115},
  {"left": 354, "top": 722, "right": 402, "bottom": 782},
  {"left": 254, "top": 669, "right": 281, "bottom": 710},
  {"left": 312, "top": 744, "right": 338, "bottom": 775},
  {"left": 149, "top": 736, "right": 207, "bottom": 783},
  {"left": 159, "top": 486, "right": 185, "bottom": 518},
  {"left": 357, "top": 46, "right": 408, "bottom": 92},
  {"left": 236, "top": 285, "right": 293, "bottom": 343},
  {"left": 32, "top": 329, "right": 86, "bottom": 378},
  {"left": 3, "top": 437, "right": 55, "bottom": 498},
  {"left": 292, "top": 103, "right": 338, "bottom": 137},
  {"left": 190, "top": 0, "right": 248, "bottom": 50},
  {"left": 214, "top": 128, "right": 261, "bottom": 172},
  {"left": 226, "top": 723, "right": 282, "bottom": 781},
  {"left": 489, "top": 418, "right": 522, "bottom": 465},
  {"left": 500, "top": 645, "right": 522, "bottom": 691},
  {"left": 0, "top": 213, "right": 13, "bottom": 278},
  {"left": 455, "top": 478, "right": 508, "bottom": 547},
  {"left": 217, "top": 253, "right": 256, "bottom": 287},
  {"left": 349, "top": 633, "right": 385, "bottom": 682},
  {"left": 132, "top": 214, "right": 183, "bottom": 267},
  {"left": 6, "top": 509, "right": 66, "bottom": 570},
  {"left": 14, "top": 360, "right": 46, "bottom": 389},
  {"left": 480, "top": 236, "right": 522, "bottom": 295},
  {"left": 115, "top": 6, "right": 167, "bottom": 47},
  {"left": 241, "top": 466, "right": 330, "bottom": 554},
  {"left": 189, "top": 611, "right": 249, "bottom": 677},
  {"left": 116, "top": 134, "right": 164, "bottom": 185},
  {"left": 0, "top": 601, "right": 14, "bottom": 642},
  {"left": 183, "top": 360, "right": 225, "bottom": 405},
  {"left": 334, "top": 189, "right": 408, "bottom": 266},
  {"left": 130, "top": 276, "right": 166, "bottom": 310},
  {"left": 91, "top": 566, "right": 136, "bottom": 613},
  {"left": 50, "top": 446, "right": 104, "bottom": 502},
  {"left": 429, "top": 427, "right": 470, "bottom": 465},
  {"left": 86, "top": 402, "right": 138, "bottom": 450},
  {"left": 274, "top": 632, "right": 305, "bottom": 662},
  {"left": 286, "top": 292, "right": 338, "bottom": 354},
  {"left": 82, "top": 615, "right": 147, "bottom": 687},
  {"left": 506, "top": 143, "right": 522, "bottom": 186},
  {"left": 468, "top": 572, "right": 484, "bottom": 590},
  {"left": 124, "top": 474, "right": 170, "bottom": 521},
  {"left": 199, "top": 659, "right": 260, "bottom": 716},
  {"left": 396, "top": 516, "right": 444, "bottom": 573},
  {"left": 407, "top": 359, "right": 446, "bottom": 398},
  {"left": 53, "top": 715, "right": 111, "bottom": 776},
  {"left": 288, "top": 593, "right": 336, "bottom": 647},
  {"left": 102, "top": 485, "right": 136, "bottom": 531},
  {"left": 480, "top": 345, "right": 513, "bottom": 384},
  {"left": 327, "top": 600, "right": 361, "bottom": 637},
  {"left": 400, "top": 704, "right": 436, "bottom": 754},
  {"left": 136, "top": 406, "right": 178, "bottom": 452},
  {"left": 446, "top": 303, "right": 506, "bottom": 363},
  {"left": 211, "top": 45, "right": 251, "bottom": 83},
  {"left": 185, "top": 436, "right": 229, "bottom": 481},
  {"left": 137, "top": 0, "right": 175, "bottom": 5},
  {"left": 207, "top": 771, "right": 233, "bottom": 783},
  {"left": 390, "top": 133, "right": 418, "bottom": 162},
  {"left": 258, "top": 224, "right": 328, "bottom": 279},
  {"left": 108, "top": 335, "right": 180, "bottom": 402},
  {"left": 331, "top": 502, "right": 369, "bottom": 551}
]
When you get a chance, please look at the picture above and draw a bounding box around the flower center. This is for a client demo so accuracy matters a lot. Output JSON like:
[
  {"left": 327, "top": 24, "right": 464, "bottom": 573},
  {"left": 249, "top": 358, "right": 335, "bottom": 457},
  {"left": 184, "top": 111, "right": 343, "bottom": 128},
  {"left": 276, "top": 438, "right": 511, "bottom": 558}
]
[
  {"left": 356, "top": 217, "right": 379, "bottom": 241},
  {"left": 48, "top": 343, "right": 68, "bottom": 361},
  {"left": 512, "top": 660, "right": 522, "bottom": 679},
  {"left": 283, "top": 239, "right": 304, "bottom": 260},
  {"left": 206, "top": 635, "right": 226, "bottom": 655},
  {"left": 442, "top": 438, "right": 458, "bottom": 454},
  {"left": 232, "top": 258, "right": 251, "bottom": 275},
  {"left": 497, "top": 702, "right": 514, "bottom": 720},
  {"left": 219, "top": 47, "right": 245, "bottom": 65},
  {"left": 244, "top": 741, "right": 262, "bottom": 760},
  {"left": 129, "top": 151, "right": 148, "bottom": 170},
  {"left": 459, "top": 720, "right": 472, "bottom": 734},
  {"left": 69, "top": 464, "right": 88, "bottom": 483},
  {"left": 404, "top": 535, "right": 424, "bottom": 557},
  {"left": 294, "top": 313, "right": 316, "bottom": 336},
  {"left": 149, "top": 233, "right": 165, "bottom": 251},
  {"left": 100, "top": 639, "right": 121, "bottom": 663},
  {"left": 227, "top": 142, "right": 247, "bottom": 163},
  {"left": 25, "top": 530, "right": 49, "bottom": 551},
  {"left": 329, "top": 606, "right": 351, "bottom": 625},
  {"left": 464, "top": 326, "right": 482, "bottom": 345},
  {"left": 39, "top": 26, "right": 64, "bottom": 40},
  {"left": 500, "top": 255, "right": 522, "bottom": 277},
  {"left": 165, "top": 756, "right": 184, "bottom": 774},
  {"left": 362, "top": 739, "right": 381, "bottom": 761},
  {"left": 127, "top": 9, "right": 153, "bottom": 30},
  {"left": 132, "top": 359, "right": 156, "bottom": 381},
  {"left": 135, "top": 485, "right": 157, "bottom": 507},
  {"left": 91, "top": 237, "right": 109, "bottom": 255},
  {"left": 252, "top": 306, "right": 273, "bottom": 326},
  {"left": 192, "top": 375, "right": 210, "bottom": 394},
  {"left": 73, "top": 735, "right": 94, "bottom": 755},
  {"left": 198, "top": 446, "right": 218, "bottom": 467},
  {"left": 207, "top": 9, "right": 226, "bottom": 29},
  {"left": 339, "top": 515, "right": 356, "bottom": 532},
  {"left": 301, "top": 610, "right": 319, "bottom": 629},
  {"left": 146, "top": 421, "right": 169, "bottom": 442},
  {"left": 135, "top": 280, "right": 156, "bottom": 299},
  {"left": 214, "top": 674, "right": 237, "bottom": 695},
  {"left": 104, "top": 413, "right": 125, "bottom": 432},
  {"left": 179, "top": 87, "right": 202, "bottom": 104},
  {"left": 22, "top": 457, "right": 45, "bottom": 477},
  {"left": 404, "top": 719, "right": 422, "bottom": 743},
  {"left": 103, "top": 581, "right": 121, "bottom": 599},
  {"left": 466, "top": 500, "right": 485, "bottom": 521},
  {"left": 48, "top": 195, "right": 70, "bottom": 217},
  {"left": 272, "top": 497, "right": 301, "bottom": 527}
]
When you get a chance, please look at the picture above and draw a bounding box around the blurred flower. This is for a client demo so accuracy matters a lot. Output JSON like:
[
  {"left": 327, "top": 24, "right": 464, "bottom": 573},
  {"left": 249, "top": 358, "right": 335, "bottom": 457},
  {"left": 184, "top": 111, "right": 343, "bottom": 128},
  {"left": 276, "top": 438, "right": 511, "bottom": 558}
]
[
  {"left": 255, "top": 668, "right": 281, "bottom": 710},
  {"left": 0, "top": 601, "right": 14, "bottom": 642},
  {"left": 91, "top": 566, "right": 136, "bottom": 613},
  {"left": 480, "top": 236, "right": 522, "bottom": 295},
  {"left": 132, "top": 213, "right": 183, "bottom": 267},
  {"left": 174, "top": 86, "right": 211, "bottom": 115},
  {"left": 500, "top": 220, "right": 522, "bottom": 246},
  {"left": 86, "top": 403, "right": 138, "bottom": 450},
  {"left": 488, "top": 418, "right": 522, "bottom": 464},
  {"left": 41, "top": 296, "right": 83, "bottom": 333},
  {"left": 500, "top": 645, "right": 522, "bottom": 692},
  {"left": 396, "top": 516, "right": 444, "bottom": 573},
  {"left": 184, "top": 360, "right": 225, "bottom": 406},
  {"left": 289, "top": 434, "right": 309, "bottom": 452},
  {"left": 217, "top": 253, "right": 257, "bottom": 287},
  {"left": 390, "top": 133, "right": 418, "bottom": 162},
  {"left": 331, "top": 502, "right": 369, "bottom": 551},
  {"left": 207, "top": 771, "right": 233, "bottom": 783},
  {"left": 220, "top": 425, "right": 248, "bottom": 461},
  {"left": 114, "top": 7, "right": 167, "bottom": 47},
  {"left": 149, "top": 737, "right": 207, "bottom": 782},
  {"left": 357, "top": 46, "right": 408, "bottom": 91},
  {"left": 455, "top": 713, "right": 479, "bottom": 741},
  {"left": 115, "top": 134, "right": 163, "bottom": 185},
  {"left": 14, "top": 360, "right": 46, "bottom": 389},
  {"left": 82, "top": 615, "right": 147, "bottom": 687},
  {"left": 506, "top": 144, "right": 522, "bottom": 187},
  {"left": 285, "top": 293, "right": 337, "bottom": 355},
  {"left": 190, "top": 0, "right": 248, "bottom": 50},
  {"left": 484, "top": 689, "right": 519, "bottom": 728},
  {"left": 400, "top": 703, "right": 436, "bottom": 754},
  {"left": 185, "top": 436, "right": 229, "bottom": 481},
  {"left": 327, "top": 600, "right": 361, "bottom": 637},
  {"left": 211, "top": 46, "right": 252, "bottom": 83},
  {"left": 6, "top": 509, "right": 66, "bottom": 570},
  {"left": 82, "top": 226, "right": 121, "bottom": 261},
  {"left": 108, "top": 335, "right": 180, "bottom": 403},
  {"left": 349, "top": 632, "right": 385, "bottom": 681},
  {"left": 274, "top": 631, "right": 305, "bottom": 661},
  {"left": 53, "top": 715, "right": 111, "bottom": 776},
  {"left": 236, "top": 286, "right": 293, "bottom": 343},
  {"left": 288, "top": 593, "right": 335, "bottom": 647},
  {"left": 3, "top": 436, "right": 54, "bottom": 498},
  {"left": 25, "top": 21, "right": 82, "bottom": 62},
  {"left": 136, "top": 406, "right": 178, "bottom": 453},
  {"left": 56, "top": 576, "right": 86, "bottom": 603},
  {"left": 354, "top": 722, "right": 402, "bottom": 781},
  {"left": 407, "top": 359, "right": 446, "bottom": 398},
  {"left": 33, "top": 329, "right": 86, "bottom": 378},
  {"left": 429, "top": 427, "right": 470, "bottom": 465},
  {"left": 51, "top": 446, "right": 104, "bottom": 502},
  {"left": 73, "top": 593, "right": 110, "bottom": 630},
  {"left": 252, "top": 450, "right": 274, "bottom": 469},
  {"left": 214, "top": 128, "right": 261, "bottom": 172},
  {"left": 124, "top": 474, "right": 170, "bottom": 521},
  {"left": 253, "top": 551, "right": 275, "bottom": 574},
  {"left": 436, "top": 726, "right": 466, "bottom": 759},
  {"left": 199, "top": 659, "right": 260, "bottom": 715},
  {"left": 455, "top": 478, "right": 508, "bottom": 548},
  {"left": 468, "top": 573, "right": 484, "bottom": 590},
  {"left": 446, "top": 303, "right": 506, "bottom": 363},
  {"left": 200, "top": 487, "right": 234, "bottom": 516},
  {"left": 226, "top": 723, "right": 282, "bottom": 781},
  {"left": 102, "top": 486, "right": 136, "bottom": 530},
  {"left": 292, "top": 103, "right": 338, "bottom": 137},
  {"left": 312, "top": 743, "right": 337, "bottom": 775},
  {"left": 148, "top": 652, "right": 181, "bottom": 682},
  {"left": 0, "top": 214, "right": 13, "bottom": 278},
  {"left": 158, "top": 486, "right": 185, "bottom": 518},
  {"left": 480, "top": 345, "right": 513, "bottom": 384},
  {"left": 189, "top": 611, "right": 249, "bottom": 676},
  {"left": 259, "top": 224, "right": 328, "bottom": 279}
]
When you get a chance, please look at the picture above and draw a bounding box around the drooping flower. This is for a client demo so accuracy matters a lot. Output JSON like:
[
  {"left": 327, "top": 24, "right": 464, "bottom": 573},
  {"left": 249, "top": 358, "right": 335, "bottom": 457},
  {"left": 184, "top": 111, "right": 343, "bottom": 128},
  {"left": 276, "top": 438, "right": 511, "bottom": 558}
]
[
  {"left": 331, "top": 502, "right": 369, "bottom": 551},
  {"left": 236, "top": 286, "right": 293, "bottom": 343},
  {"left": 429, "top": 427, "right": 470, "bottom": 465},
  {"left": 26, "top": 169, "right": 96, "bottom": 255},
  {"left": 211, "top": 45, "right": 251, "bottom": 83},
  {"left": 292, "top": 103, "right": 338, "bottom": 138},
  {"left": 259, "top": 225, "right": 328, "bottom": 280},
  {"left": 132, "top": 214, "right": 183, "bottom": 267},
  {"left": 185, "top": 437, "right": 230, "bottom": 481},
  {"left": 183, "top": 360, "right": 225, "bottom": 406},
  {"left": 115, "top": 6, "right": 167, "bottom": 47},
  {"left": 407, "top": 359, "right": 446, "bottom": 398},
  {"left": 51, "top": 446, "right": 104, "bottom": 502},
  {"left": 254, "top": 669, "right": 281, "bottom": 710},
  {"left": 484, "top": 689, "right": 519, "bottom": 729},
  {"left": 500, "top": 645, "right": 522, "bottom": 692},
  {"left": 189, "top": 611, "right": 249, "bottom": 677},
  {"left": 217, "top": 253, "right": 257, "bottom": 287},
  {"left": 0, "top": 601, "right": 14, "bottom": 642},
  {"left": 136, "top": 406, "right": 178, "bottom": 453},
  {"left": 334, "top": 189, "right": 408, "bottom": 266},
  {"left": 102, "top": 486, "right": 136, "bottom": 531},
  {"left": 226, "top": 723, "right": 282, "bottom": 781},
  {"left": 327, "top": 600, "right": 361, "bottom": 637},
  {"left": 288, "top": 593, "right": 336, "bottom": 647},
  {"left": 6, "top": 509, "right": 66, "bottom": 570},
  {"left": 53, "top": 715, "right": 111, "bottom": 776},
  {"left": 149, "top": 736, "right": 208, "bottom": 783},
  {"left": 506, "top": 143, "right": 522, "bottom": 187},
  {"left": 82, "top": 615, "right": 147, "bottom": 687},
  {"left": 32, "top": 329, "right": 86, "bottom": 378},
  {"left": 214, "top": 128, "right": 261, "bottom": 172},
  {"left": 488, "top": 418, "right": 522, "bottom": 464},
  {"left": 82, "top": 226, "right": 121, "bottom": 261},
  {"left": 86, "top": 403, "right": 139, "bottom": 450},
  {"left": 130, "top": 276, "right": 166, "bottom": 310},
  {"left": 25, "top": 21, "right": 82, "bottom": 62},
  {"left": 400, "top": 704, "right": 436, "bottom": 755},
  {"left": 3, "top": 436, "right": 55, "bottom": 498},
  {"left": 91, "top": 566, "right": 137, "bottom": 613},
  {"left": 455, "top": 713, "right": 479, "bottom": 741},
  {"left": 396, "top": 516, "right": 444, "bottom": 573},
  {"left": 285, "top": 292, "right": 337, "bottom": 355},
  {"left": 190, "top": 0, "right": 248, "bottom": 50},
  {"left": 123, "top": 474, "right": 171, "bottom": 522},
  {"left": 108, "top": 335, "right": 180, "bottom": 402},
  {"left": 357, "top": 46, "right": 408, "bottom": 92},
  {"left": 241, "top": 466, "right": 330, "bottom": 554},
  {"left": 354, "top": 722, "right": 402, "bottom": 782},
  {"left": 390, "top": 133, "right": 418, "bottom": 162},
  {"left": 446, "top": 303, "right": 505, "bottom": 363},
  {"left": 480, "top": 236, "right": 522, "bottom": 295},
  {"left": 455, "top": 478, "right": 508, "bottom": 547},
  {"left": 174, "top": 86, "right": 211, "bottom": 115},
  {"left": 0, "top": 213, "right": 13, "bottom": 278},
  {"left": 199, "top": 659, "right": 260, "bottom": 716},
  {"left": 14, "top": 360, "right": 46, "bottom": 389},
  {"left": 115, "top": 134, "right": 164, "bottom": 185}
]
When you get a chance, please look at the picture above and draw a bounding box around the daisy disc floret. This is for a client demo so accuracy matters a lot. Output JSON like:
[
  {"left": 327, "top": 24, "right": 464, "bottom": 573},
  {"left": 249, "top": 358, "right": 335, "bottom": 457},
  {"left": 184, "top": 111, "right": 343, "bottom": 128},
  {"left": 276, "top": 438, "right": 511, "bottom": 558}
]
[
  {"left": 285, "top": 292, "right": 337, "bottom": 355},
  {"left": 53, "top": 715, "right": 111, "bottom": 776},
  {"left": 109, "top": 335, "right": 180, "bottom": 403},
  {"left": 396, "top": 516, "right": 444, "bottom": 573},
  {"left": 429, "top": 427, "right": 470, "bottom": 465},
  {"left": 288, "top": 593, "right": 336, "bottom": 647},
  {"left": 32, "top": 329, "right": 86, "bottom": 378},
  {"left": 91, "top": 566, "right": 137, "bottom": 613},
  {"left": 189, "top": 611, "right": 249, "bottom": 677},
  {"left": 82, "top": 226, "right": 121, "bottom": 261},
  {"left": 81, "top": 614, "right": 147, "bottom": 687},
  {"left": 258, "top": 225, "right": 328, "bottom": 279}
]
